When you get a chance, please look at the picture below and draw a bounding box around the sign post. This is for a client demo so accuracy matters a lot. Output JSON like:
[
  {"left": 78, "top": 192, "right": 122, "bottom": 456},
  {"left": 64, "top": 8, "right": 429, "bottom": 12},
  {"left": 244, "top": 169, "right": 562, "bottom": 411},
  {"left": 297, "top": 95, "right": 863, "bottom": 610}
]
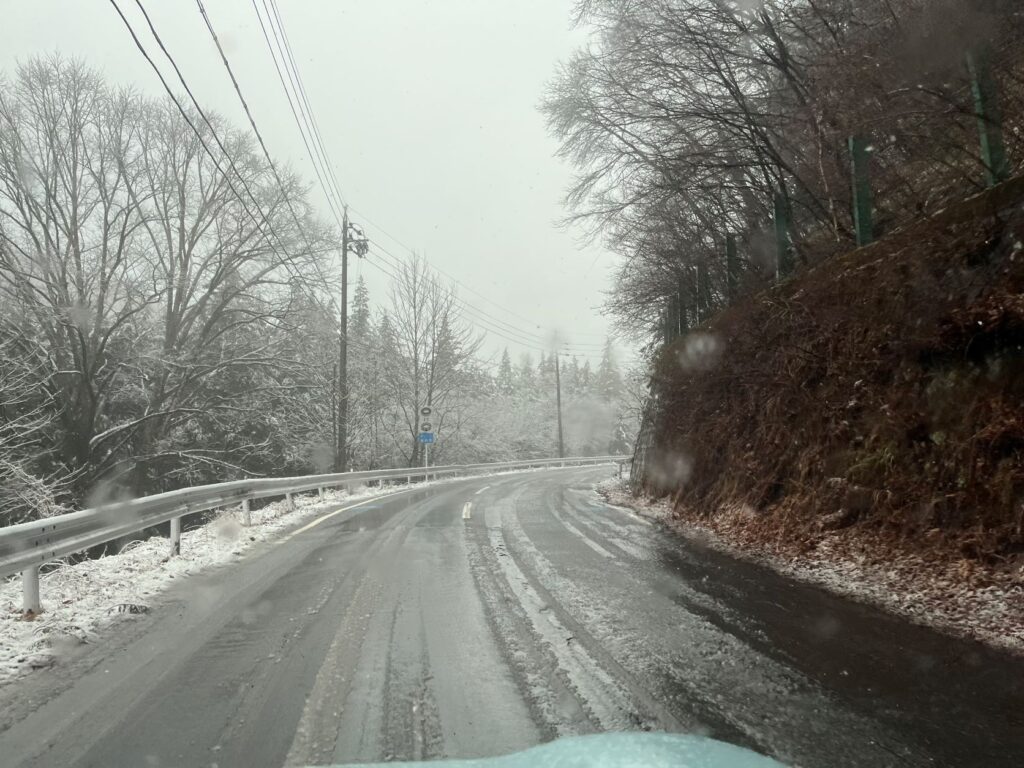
[{"left": 419, "top": 406, "right": 434, "bottom": 472}]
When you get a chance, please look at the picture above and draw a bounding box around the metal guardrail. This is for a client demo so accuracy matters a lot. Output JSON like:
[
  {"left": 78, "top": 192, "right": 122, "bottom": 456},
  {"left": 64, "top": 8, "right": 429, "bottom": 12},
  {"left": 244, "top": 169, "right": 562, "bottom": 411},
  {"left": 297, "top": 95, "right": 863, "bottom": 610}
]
[{"left": 1, "top": 455, "right": 627, "bottom": 613}]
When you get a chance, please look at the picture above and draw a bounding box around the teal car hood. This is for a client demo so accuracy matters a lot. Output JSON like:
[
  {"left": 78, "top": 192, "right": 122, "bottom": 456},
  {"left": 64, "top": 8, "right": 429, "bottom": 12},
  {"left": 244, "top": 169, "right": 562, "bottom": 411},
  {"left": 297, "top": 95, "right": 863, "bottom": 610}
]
[{"left": 318, "top": 733, "right": 786, "bottom": 767}]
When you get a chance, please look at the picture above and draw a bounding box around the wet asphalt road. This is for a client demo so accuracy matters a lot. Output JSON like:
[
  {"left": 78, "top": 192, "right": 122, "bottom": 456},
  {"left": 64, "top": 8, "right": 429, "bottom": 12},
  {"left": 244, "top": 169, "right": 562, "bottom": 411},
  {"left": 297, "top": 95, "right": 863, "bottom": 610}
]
[{"left": 0, "top": 466, "right": 1022, "bottom": 767}]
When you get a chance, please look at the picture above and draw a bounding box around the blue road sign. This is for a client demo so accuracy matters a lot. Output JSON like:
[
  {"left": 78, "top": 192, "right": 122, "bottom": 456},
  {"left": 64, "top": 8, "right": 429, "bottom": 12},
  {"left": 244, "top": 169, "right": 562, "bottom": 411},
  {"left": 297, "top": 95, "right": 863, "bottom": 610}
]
[{"left": 418, "top": 433, "right": 435, "bottom": 443}]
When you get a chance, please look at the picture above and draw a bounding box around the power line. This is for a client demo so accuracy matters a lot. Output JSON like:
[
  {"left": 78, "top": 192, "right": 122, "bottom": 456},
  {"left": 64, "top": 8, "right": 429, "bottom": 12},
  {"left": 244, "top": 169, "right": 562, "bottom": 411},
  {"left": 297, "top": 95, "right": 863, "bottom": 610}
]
[
  {"left": 361, "top": 250, "right": 602, "bottom": 362},
  {"left": 343, "top": 258, "right": 508, "bottom": 370},
  {"left": 110, "top": 0, "right": 271, "bottom": 247},
  {"left": 112, "top": 0, "right": 601, "bottom": 372},
  {"left": 356, "top": 216, "right": 609, "bottom": 351},
  {"left": 111, "top": 0, "right": 341, "bottom": 328},
  {"left": 367, "top": 246, "right": 573, "bottom": 347},
  {"left": 367, "top": 242, "right": 605, "bottom": 352},
  {"left": 247, "top": 0, "right": 348, "bottom": 234},
  {"left": 198, "top": 0, "right": 592, "bottom": 361},
  {"left": 251, "top": 3, "right": 609, "bottom": 351},
  {"left": 359, "top": 256, "right": 548, "bottom": 358},
  {"left": 193, "top": 0, "right": 343, "bottom": 310},
  {"left": 126, "top": 0, "right": 308, "bottom": 271},
  {"left": 349, "top": 204, "right": 609, "bottom": 339},
  {"left": 265, "top": 0, "right": 349, "bottom": 210}
]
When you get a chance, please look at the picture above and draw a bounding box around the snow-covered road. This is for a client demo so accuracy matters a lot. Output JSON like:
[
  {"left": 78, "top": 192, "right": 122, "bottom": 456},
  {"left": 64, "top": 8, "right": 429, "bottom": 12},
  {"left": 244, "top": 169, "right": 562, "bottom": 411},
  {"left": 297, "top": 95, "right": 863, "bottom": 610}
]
[{"left": 0, "top": 467, "right": 1021, "bottom": 767}]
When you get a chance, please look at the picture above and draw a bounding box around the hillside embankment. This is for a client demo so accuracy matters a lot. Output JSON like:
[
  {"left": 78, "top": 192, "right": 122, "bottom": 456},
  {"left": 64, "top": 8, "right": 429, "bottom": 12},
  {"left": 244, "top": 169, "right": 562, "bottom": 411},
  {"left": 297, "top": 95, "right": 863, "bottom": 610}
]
[{"left": 634, "top": 177, "right": 1024, "bottom": 650}]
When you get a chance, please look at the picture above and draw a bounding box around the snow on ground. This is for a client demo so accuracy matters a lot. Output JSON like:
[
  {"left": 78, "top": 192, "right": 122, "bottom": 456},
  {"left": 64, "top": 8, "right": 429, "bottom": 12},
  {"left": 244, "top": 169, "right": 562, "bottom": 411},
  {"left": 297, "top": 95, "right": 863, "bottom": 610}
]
[
  {"left": 594, "top": 475, "right": 674, "bottom": 525},
  {"left": 0, "top": 464, "right": 610, "bottom": 689},
  {"left": 597, "top": 479, "right": 1024, "bottom": 655},
  {"left": 0, "top": 483, "right": 402, "bottom": 688}
]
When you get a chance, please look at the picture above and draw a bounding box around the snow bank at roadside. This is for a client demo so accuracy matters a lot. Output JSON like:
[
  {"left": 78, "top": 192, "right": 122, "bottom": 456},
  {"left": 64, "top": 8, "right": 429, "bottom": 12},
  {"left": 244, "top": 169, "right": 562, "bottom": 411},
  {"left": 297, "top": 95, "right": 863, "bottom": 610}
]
[
  {"left": 597, "top": 480, "right": 1024, "bottom": 655},
  {"left": 0, "top": 484, "right": 392, "bottom": 688},
  {"left": 0, "top": 464, "right": 612, "bottom": 689}
]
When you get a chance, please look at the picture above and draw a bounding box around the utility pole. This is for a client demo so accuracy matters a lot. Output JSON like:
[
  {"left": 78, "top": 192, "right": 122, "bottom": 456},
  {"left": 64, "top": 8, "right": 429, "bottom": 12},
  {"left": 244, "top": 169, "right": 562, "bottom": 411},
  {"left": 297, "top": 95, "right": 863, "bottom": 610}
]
[
  {"left": 336, "top": 205, "right": 368, "bottom": 473},
  {"left": 331, "top": 362, "right": 337, "bottom": 467},
  {"left": 554, "top": 352, "right": 565, "bottom": 459},
  {"left": 337, "top": 207, "right": 349, "bottom": 473}
]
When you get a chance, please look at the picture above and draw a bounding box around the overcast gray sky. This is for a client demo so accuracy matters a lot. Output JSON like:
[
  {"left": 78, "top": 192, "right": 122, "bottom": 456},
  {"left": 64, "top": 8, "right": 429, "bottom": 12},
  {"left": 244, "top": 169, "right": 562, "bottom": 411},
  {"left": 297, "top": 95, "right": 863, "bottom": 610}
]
[{"left": 2, "top": 0, "right": 623, "bottom": 366}]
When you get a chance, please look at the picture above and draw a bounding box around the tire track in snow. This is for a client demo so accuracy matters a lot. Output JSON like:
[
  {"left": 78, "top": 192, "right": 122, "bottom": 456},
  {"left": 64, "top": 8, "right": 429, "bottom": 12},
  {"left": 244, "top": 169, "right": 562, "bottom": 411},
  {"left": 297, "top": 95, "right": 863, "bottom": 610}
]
[{"left": 507, "top": 482, "right": 918, "bottom": 767}]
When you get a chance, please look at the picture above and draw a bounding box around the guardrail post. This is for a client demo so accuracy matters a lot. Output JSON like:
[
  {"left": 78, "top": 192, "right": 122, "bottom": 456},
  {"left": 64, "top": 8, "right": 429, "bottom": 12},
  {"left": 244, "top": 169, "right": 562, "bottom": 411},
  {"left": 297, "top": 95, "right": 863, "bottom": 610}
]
[
  {"left": 169, "top": 516, "right": 181, "bottom": 557},
  {"left": 241, "top": 499, "right": 251, "bottom": 527},
  {"left": 23, "top": 565, "right": 41, "bottom": 615}
]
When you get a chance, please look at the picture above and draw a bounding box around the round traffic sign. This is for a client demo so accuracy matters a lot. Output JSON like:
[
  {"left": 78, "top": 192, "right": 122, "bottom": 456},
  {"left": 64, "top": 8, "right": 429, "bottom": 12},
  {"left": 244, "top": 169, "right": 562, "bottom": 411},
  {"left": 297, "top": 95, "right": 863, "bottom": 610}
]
[
  {"left": 420, "top": 406, "right": 432, "bottom": 417},
  {"left": 420, "top": 422, "right": 433, "bottom": 432}
]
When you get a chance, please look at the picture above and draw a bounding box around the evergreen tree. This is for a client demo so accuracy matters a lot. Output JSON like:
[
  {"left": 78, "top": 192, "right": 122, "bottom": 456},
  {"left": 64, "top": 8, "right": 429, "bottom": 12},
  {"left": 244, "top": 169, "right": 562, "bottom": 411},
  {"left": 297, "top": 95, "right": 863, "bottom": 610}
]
[
  {"left": 496, "top": 348, "right": 515, "bottom": 396},
  {"left": 566, "top": 355, "right": 583, "bottom": 397},
  {"left": 537, "top": 351, "right": 556, "bottom": 393},
  {"left": 516, "top": 353, "right": 536, "bottom": 397},
  {"left": 594, "top": 338, "right": 624, "bottom": 403},
  {"left": 346, "top": 277, "right": 378, "bottom": 469},
  {"left": 579, "top": 360, "right": 593, "bottom": 395},
  {"left": 350, "top": 275, "right": 372, "bottom": 341}
]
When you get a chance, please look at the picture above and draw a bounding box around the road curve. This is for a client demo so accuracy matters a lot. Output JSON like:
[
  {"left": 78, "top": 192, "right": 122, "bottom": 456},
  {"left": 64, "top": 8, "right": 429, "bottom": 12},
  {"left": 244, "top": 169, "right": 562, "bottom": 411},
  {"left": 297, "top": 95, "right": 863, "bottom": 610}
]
[{"left": 0, "top": 467, "right": 1021, "bottom": 767}]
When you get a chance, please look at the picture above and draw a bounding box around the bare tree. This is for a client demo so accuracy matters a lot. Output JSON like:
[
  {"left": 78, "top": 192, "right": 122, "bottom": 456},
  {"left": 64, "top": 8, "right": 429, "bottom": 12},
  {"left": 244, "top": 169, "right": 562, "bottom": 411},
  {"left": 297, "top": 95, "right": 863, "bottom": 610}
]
[
  {"left": 378, "top": 257, "right": 483, "bottom": 465},
  {"left": 99, "top": 97, "right": 337, "bottom": 492},
  {"left": 0, "top": 332, "right": 69, "bottom": 524},
  {"left": 0, "top": 58, "right": 154, "bottom": 497},
  {"left": 546, "top": 0, "right": 1022, "bottom": 341},
  {"left": 0, "top": 57, "right": 340, "bottom": 503}
]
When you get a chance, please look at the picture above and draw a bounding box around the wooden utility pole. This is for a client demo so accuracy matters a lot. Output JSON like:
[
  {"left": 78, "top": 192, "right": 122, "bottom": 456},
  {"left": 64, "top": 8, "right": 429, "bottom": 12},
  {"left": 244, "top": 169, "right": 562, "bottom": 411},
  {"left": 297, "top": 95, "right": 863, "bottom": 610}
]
[
  {"left": 331, "top": 362, "right": 338, "bottom": 466},
  {"left": 337, "top": 206, "right": 349, "bottom": 472},
  {"left": 336, "top": 207, "right": 368, "bottom": 473},
  {"left": 554, "top": 352, "right": 565, "bottom": 459}
]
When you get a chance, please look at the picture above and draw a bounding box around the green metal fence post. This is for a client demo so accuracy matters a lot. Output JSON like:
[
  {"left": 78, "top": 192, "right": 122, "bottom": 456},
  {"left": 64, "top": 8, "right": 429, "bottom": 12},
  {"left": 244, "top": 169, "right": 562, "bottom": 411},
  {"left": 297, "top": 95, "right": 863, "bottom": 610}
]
[
  {"left": 966, "top": 44, "right": 1010, "bottom": 187},
  {"left": 848, "top": 136, "right": 874, "bottom": 246},
  {"left": 774, "top": 191, "right": 793, "bottom": 279},
  {"left": 725, "top": 234, "right": 738, "bottom": 301}
]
